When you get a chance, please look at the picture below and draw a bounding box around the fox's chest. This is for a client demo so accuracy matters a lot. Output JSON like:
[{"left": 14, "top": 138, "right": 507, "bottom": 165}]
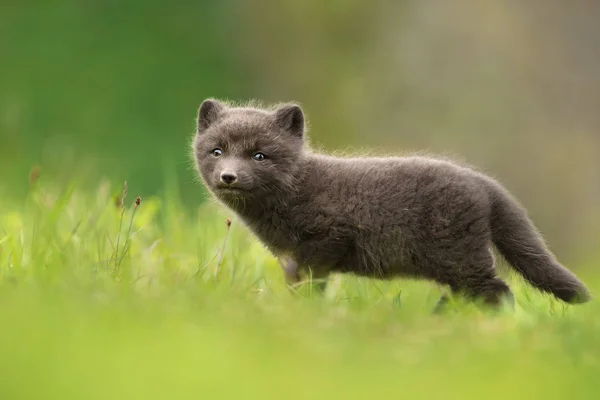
[{"left": 245, "top": 213, "right": 298, "bottom": 255}]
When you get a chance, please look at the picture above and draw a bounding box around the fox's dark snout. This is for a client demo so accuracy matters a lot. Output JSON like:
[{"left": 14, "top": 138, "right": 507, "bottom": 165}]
[{"left": 220, "top": 171, "right": 238, "bottom": 185}]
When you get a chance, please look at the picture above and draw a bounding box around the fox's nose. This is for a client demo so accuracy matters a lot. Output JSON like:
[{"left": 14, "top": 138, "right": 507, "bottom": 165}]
[{"left": 220, "top": 171, "right": 238, "bottom": 185}]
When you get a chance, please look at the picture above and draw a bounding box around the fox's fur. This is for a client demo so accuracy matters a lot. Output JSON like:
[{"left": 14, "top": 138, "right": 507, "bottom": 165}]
[{"left": 192, "top": 99, "right": 590, "bottom": 307}]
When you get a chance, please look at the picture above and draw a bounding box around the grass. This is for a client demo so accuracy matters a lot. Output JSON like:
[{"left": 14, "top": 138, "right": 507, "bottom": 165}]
[{"left": 0, "top": 178, "right": 599, "bottom": 400}]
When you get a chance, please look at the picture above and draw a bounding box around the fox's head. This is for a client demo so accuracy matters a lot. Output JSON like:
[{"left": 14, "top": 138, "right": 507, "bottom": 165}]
[{"left": 193, "top": 99, "right": 306, "bottom": 204}]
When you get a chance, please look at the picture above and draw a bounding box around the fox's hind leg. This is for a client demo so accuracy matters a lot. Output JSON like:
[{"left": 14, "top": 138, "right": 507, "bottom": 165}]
[
  {"left": 437, "top": 248, "right": 514, "bottom": 308},
  {"left": 457, "top": 276, "right": 514, "bottom": 308}
]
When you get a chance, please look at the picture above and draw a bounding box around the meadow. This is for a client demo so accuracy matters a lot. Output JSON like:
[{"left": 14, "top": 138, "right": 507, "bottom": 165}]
[
  {"left": 0, "top": 175, "right": 598, "bottom": 400},
  {"left": 2, "top": 1, "right": 600, "bottom": 399}
]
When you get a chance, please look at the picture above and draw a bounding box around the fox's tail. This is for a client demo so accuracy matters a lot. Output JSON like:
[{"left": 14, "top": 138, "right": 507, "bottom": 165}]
[{"left": 485, "top": 179, "right": 590, "bottom": 304}]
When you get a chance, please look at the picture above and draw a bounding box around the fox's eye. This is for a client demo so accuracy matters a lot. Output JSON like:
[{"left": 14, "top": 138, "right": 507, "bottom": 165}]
[
  {"left": 252, "top": 152, "right": 266, "bottom": 161},
  {"left": 212, "top": 148, "right": 222, "bottom": 157}
]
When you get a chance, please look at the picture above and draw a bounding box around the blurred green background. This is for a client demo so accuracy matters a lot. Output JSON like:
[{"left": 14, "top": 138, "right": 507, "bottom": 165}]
[{"left": 1, "top": 0, "right": 599, "bottom": 265}]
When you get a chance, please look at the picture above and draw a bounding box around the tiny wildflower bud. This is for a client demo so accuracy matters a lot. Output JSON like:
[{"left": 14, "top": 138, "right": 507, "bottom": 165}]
[
  {"left": 226, "top": 218, "right": 231, "bottom": 227},
  {"left": 135, "top": 196, "right": 142, "bottom": 209}
]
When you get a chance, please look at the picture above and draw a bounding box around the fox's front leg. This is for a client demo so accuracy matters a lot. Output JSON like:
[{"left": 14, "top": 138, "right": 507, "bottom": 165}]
[
  {"left": 277, "top": 255, "right": 300, "bottom": 285},
  {"left": 277, "top": 256, "right": 329, "bottom": 294}
]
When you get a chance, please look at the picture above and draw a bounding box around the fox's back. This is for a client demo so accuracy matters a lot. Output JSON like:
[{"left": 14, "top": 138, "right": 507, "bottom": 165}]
[{"left": 294, "top": 154, "right": 493, "bottom": 277}]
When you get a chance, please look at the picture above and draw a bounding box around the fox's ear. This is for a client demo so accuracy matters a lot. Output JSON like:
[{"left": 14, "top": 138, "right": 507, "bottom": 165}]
[
  {"left": 197, "top": 99, "right": 224, "bottom": 132},
  {"left": 275, "top": 104, "right": 304, "bottom": 138}
]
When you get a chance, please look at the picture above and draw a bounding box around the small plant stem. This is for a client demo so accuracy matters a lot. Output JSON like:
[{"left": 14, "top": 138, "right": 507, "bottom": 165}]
[
  {"left": 114, "top": 182, "right": 128, "bottom": 270},
  {"left": 114, "top": 207, "right": 126, "bottom": 269},
  {"left": 214, "top": 219, "right": 232, "bottom": 279},
  {"left": 118, "top": 205, "right": 139, "bottom": 264}
]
